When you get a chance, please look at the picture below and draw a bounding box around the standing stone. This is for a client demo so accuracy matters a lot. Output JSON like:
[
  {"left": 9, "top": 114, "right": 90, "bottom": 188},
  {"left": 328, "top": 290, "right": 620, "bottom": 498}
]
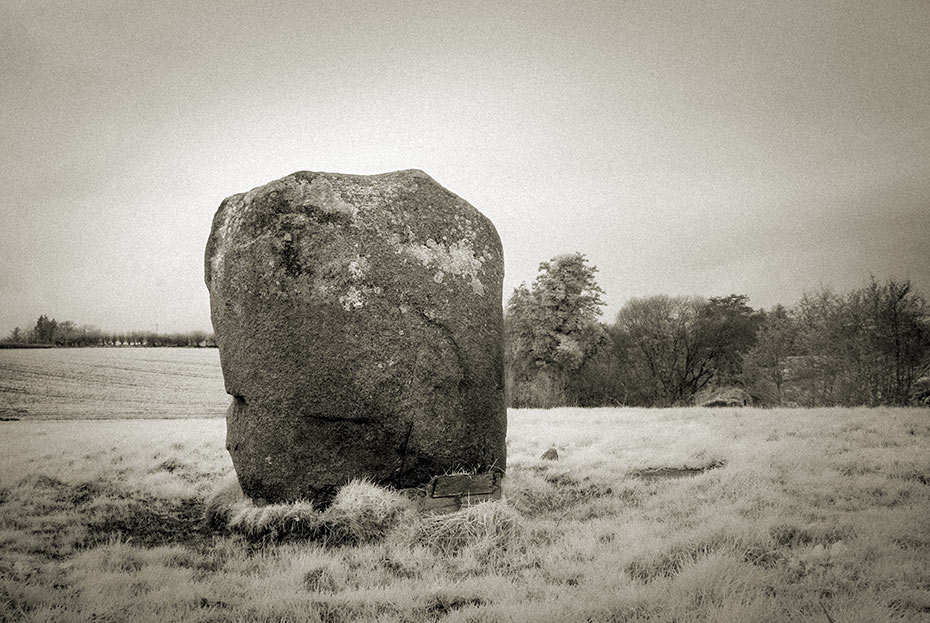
[{"left": 204, "top": 170, "right": 506, "bottom": 505}]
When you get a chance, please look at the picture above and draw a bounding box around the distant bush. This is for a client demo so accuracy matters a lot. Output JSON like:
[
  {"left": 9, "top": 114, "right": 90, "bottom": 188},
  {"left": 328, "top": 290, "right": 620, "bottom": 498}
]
[
  {"left": 504, "top": 269, "right": 929, "bottom": 408},
  {"left": 3, "top": 316, "right": 215, "bottom": 347},
  {"left": 509, "top": 372, "right": 566, "bottom": 408}
]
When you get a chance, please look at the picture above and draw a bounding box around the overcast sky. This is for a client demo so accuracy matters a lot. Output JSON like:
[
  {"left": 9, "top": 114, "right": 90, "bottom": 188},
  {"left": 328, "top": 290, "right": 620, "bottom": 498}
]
[{"left": 2, "top": 0, "right": 928, "bottom": 334}]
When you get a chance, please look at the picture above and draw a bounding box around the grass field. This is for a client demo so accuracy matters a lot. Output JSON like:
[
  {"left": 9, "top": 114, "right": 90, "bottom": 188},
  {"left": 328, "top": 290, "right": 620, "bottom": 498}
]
[
  {"left": 1, "top": 403, "right": 929, "bottom": 622},
  {"left": 0, "top": 348, "right": 227, "bottom": 420}
]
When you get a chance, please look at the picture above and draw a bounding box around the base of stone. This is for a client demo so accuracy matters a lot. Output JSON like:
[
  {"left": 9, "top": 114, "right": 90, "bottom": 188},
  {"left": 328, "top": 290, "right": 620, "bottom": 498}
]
[{"left": 401, "top": 472, "right": 502, "bottom": 513}]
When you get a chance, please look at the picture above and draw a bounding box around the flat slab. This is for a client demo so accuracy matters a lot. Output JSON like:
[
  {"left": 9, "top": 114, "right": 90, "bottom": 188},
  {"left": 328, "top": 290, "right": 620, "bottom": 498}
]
[
  {"left": 430, "top": 472, "right": 499, "bottom": 498},
  {"left": 402, "top": 472, "right": 502, "bottom": 513}
]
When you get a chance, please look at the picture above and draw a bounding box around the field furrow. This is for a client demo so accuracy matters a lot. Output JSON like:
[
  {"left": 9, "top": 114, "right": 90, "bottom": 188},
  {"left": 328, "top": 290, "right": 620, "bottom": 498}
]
[{"left": 0, "top": 348, "right": 228, "bottom": 419}]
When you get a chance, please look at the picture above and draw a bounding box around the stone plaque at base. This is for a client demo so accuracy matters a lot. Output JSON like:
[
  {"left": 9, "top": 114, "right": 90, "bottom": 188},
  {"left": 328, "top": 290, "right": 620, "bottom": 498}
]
[{"left": 404, "top": 472, "right": 502, "bottom": 513}]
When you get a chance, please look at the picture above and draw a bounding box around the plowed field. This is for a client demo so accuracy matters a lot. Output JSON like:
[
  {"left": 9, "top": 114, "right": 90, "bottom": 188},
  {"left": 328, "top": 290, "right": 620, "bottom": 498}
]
[{"left": 0, "top": 348, "right": 228, "bottom": 419}]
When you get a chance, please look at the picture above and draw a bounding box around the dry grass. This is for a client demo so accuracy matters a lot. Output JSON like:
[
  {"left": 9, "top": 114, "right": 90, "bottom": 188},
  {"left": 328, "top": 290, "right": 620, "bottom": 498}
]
[
  {"left": 216, "top": 479, "right": 413, "bottom": 546},
  {"left": 1, "top": 407, "right": 929, "bottom": 622},
  {"left": 413, "top": 501, "right": 527, "bottom": 565}
]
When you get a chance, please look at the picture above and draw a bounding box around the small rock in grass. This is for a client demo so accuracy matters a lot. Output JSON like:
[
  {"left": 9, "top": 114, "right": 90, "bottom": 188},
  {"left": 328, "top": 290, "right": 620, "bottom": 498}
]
[{"left": 541, "top": 447, "right": 559, "bottom": 461}]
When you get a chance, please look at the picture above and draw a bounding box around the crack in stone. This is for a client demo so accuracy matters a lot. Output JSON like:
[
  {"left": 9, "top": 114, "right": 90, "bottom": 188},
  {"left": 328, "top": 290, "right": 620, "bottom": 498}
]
[
  {"left": 397, "top": 421, "right": 414, "bottom": 475},
  {"left": 309, "top": 415, "right": 376, "bottom": 423},
  {"left": 417, "top": 310, "right": 470, "bottom": 390}
]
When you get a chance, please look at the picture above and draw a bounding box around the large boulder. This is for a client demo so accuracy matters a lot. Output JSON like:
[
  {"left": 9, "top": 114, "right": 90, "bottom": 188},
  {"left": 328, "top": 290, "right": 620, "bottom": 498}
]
[{"left": 204, "top": 170, "right": 506, "bottom": 505}]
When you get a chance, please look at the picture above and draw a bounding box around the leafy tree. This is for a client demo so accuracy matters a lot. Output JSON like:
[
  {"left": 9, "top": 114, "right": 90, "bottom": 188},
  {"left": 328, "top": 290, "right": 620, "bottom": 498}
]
[
  {"left": 54, "top": 320, "right": 77, "bottom": 345},
  {"left": 563, "top": 325, "right": 633, "bottom": 406},
  {"left": 34, "top": 315, "right": 57, "bottom": 344},
  {"left": 505, "top": 253, "right": 607, "bottom": 406},
  {"left": 741, "top": 305, "right": 798, "bottom": 404}
]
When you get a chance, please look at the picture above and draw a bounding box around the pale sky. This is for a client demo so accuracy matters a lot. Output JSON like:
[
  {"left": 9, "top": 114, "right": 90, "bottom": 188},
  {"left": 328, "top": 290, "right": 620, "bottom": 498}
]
[{"left": 2, "top": 0, "right": 929, "bottom": 335}]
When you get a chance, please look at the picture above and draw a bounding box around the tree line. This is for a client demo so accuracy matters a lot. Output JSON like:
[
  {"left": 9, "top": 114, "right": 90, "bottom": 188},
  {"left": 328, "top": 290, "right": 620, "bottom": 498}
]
[
  {"left": 506, "top": 253, "right": 930, "bottom": 408},
  {"left": 3, "top": 316, "right": 215, "bottom": 348}
]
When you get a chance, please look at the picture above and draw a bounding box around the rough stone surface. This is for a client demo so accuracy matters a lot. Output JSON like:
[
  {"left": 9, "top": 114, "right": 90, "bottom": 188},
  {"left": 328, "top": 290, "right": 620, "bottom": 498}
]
[{"left": 205, "top": 170, "right": 506, "bottom": 505}]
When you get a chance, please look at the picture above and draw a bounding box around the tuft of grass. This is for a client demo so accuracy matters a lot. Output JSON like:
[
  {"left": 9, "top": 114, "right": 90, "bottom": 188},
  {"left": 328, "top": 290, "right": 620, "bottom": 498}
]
[
  {"left": 505, "top": 468, "right": 626, "bottom": 520},
  {"left": 412, "top": 500, "right": 527, "bottom": 565},
  {"left": 624, "top": 529, "right": 774, "bottom": 582},
  {"left": 204, "top": 472, "right": 244, "bottom": 529},
  {"left": 215, "top": 478, "right": 414, "bottom": 546},
  {"left": 301, "top": 559, "right": 345, "bottom": 593},
  {"left": 227, "top": 499, "right": 321, "bottom": 542},
  {"left": 321, "top": 479, "right": 413, "bottom": 545}
]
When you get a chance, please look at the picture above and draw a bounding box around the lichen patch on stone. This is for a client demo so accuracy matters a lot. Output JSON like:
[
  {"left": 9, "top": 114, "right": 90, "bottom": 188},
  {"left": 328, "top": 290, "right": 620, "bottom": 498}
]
[
  {"left": 347, "top": 255, "right": 369, "bottom": 279},
  {"left": 401, "top": 238, "right": 487, "bottom": 295},
  {"left": 208, "top": 196, "right": 250, "bottom": 285},
  {"left": 285, "top": 176, "right": 358, "bottom": 218},
  {"left": 332, "top": 254, "right": 382, "bottom": 311},
  {"left": 339, "top": 286, "right": 365, "bottom": 310}
]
